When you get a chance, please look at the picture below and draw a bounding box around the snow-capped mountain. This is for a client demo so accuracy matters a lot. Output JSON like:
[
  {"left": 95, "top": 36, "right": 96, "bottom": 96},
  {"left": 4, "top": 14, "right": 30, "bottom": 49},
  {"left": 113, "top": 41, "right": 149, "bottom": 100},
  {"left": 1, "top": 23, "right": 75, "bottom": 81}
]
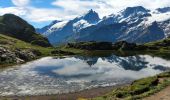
[
  {"left": 36, "top": 9, "right": 100, "bottom": 45},
  {"left": 98, "top": 6, "right": 151, "bottom": 25},
  {"left": 37, "top": 6, "right": 170, "bottom": 45},
  {"left": 72, "top": 6, "right": 170, "bottom": 44},
  {"left": 36, "top": 20, "right": 61, "bottom": 34}
]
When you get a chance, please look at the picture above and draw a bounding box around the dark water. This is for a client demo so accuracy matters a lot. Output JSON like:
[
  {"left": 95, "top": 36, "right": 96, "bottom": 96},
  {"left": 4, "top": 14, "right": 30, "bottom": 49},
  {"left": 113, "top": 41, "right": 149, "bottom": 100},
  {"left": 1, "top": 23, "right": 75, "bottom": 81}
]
[{"left": 0, "top": 55, "right": 170, "bottom": 96}]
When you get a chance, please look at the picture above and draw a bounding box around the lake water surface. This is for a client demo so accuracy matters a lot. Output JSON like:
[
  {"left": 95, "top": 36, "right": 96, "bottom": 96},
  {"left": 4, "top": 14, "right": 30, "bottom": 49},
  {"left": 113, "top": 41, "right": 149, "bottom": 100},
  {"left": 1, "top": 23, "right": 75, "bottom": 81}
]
[{"left": 0, "top": 55, "right": 170, "bottom": 96}]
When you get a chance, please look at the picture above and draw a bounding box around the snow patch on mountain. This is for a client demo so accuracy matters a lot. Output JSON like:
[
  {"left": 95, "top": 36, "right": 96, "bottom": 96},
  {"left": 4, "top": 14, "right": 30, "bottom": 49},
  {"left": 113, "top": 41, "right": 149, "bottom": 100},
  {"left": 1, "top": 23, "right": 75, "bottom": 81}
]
[
  {"left": 51, "top": 21, "right": 69, "bottom": 31},
  {"left": 73, "top": 19, "right": 95, "bottom": 32}
]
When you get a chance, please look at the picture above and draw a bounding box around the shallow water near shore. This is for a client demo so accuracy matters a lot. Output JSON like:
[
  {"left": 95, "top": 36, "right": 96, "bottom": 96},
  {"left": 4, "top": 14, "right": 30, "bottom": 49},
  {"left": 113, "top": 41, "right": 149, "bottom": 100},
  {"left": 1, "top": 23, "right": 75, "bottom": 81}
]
[{"left": 0, "top": 54, "right": 170, "bottom": 96}]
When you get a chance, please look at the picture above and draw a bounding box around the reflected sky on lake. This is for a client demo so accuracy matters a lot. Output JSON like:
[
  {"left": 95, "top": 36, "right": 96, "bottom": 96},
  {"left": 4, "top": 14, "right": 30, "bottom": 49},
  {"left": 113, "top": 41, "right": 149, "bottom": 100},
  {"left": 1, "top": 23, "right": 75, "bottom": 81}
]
[{"left": 0, "top": 55, "right": 170, "bottom": 96}]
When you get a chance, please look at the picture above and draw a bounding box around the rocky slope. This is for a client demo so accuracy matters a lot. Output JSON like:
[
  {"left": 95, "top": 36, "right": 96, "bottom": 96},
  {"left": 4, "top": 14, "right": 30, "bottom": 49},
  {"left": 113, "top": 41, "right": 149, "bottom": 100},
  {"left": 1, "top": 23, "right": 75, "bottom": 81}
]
[
  {"left": 0, "top": 34, "right": 53, "bottom": 67},
  {"left": 0, "top": 14, "right": 51, "bottom": 47},
  {"left": 0, "top": 46, "right": 38, "bottom": 65}
]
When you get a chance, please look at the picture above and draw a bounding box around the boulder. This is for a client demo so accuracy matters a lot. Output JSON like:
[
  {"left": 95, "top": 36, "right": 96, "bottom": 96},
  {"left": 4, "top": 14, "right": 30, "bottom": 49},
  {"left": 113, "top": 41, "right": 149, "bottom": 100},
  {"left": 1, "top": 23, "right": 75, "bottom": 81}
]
[{"left": 0, "top": 46, "right": 22, "bottom": 64}]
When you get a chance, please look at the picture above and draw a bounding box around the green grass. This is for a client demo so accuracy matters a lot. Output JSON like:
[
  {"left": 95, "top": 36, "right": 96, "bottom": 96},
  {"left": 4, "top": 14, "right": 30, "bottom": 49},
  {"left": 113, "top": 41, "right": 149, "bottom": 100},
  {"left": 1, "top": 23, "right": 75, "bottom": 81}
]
[
  {"left": 0, "top": 34, "right": 57, "bottom": 67},
  {"left": 60, "top": 46, "right": 85, "bottom": 55},
  {"left": 145, "top": 38, "right": 170, "bottom": 46},
  {"left": 0, "top": 34, "right": 54, "bottom": 56},
  {"left": 89, "top": 72, "right": 170, "bottom": 100}
]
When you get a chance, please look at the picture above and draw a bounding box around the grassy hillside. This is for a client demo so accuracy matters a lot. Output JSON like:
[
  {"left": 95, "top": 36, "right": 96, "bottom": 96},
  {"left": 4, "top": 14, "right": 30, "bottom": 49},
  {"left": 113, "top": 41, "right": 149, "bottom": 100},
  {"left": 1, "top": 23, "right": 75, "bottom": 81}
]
[
  {"left": 142, "top": 37, "right": 170, "bottom": 59},
  {"left": 0, "top": 14, "right": 51, "bottom": 47},
  {"left": 0, "top": 34, "right": 54, "bottom": 55},
  {"left": 0, "top": 34, "right": 55, "bottom": 67}
]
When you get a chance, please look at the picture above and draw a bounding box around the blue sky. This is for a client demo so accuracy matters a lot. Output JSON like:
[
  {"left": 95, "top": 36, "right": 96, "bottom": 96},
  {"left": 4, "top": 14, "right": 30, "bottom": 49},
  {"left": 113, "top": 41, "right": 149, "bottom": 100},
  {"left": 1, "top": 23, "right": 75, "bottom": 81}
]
[{"left": 0, "top": 0, "right": 170, "bottom": 28}]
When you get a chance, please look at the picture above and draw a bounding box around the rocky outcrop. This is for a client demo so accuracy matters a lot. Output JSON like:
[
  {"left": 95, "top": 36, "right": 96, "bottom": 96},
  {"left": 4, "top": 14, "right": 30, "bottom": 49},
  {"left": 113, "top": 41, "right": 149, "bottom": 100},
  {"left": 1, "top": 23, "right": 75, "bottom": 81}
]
[
  {"left": 0, "top": 46, "right": 23, "bottom": 64},
  {"left": 0, "top": 46, "right": 41, "bottom": 65}
]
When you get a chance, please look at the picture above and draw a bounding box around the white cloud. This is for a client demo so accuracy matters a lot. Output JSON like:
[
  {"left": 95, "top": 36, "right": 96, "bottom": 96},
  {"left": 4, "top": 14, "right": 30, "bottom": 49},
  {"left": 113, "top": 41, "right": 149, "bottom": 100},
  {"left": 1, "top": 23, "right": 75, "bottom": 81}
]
[
  {"left": 0, "top": 0, "right": 170, "bottom": 27},
  {"left": 52, "top": 0, "right": 170, "bottom": 18},
  {"left": 0, "top": 7, "right": 28, "bottom": 16},
  {"left": 12, "top": 0, "right": 30, "bottom": 7},
  {"left": 52, "top": 0, "right": 113, "bottom": 18},
  {"left": 26, "top": 7, "right": 65, "bottom": 22},
  {"left": 105, "top": 0, "right": 170, "bottom": 11}
]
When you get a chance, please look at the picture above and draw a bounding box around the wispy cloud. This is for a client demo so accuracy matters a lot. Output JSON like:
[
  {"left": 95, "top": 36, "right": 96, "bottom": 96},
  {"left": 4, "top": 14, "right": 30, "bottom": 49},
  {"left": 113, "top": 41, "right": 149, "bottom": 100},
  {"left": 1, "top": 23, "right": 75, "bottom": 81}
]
[
  {"left": 0, "top": 0, "right": 170, "bottom": 27},
  {"left": 12, "top": 0, "right": 30, "bottom": 6},
  {"left": 0, "top": 7, "right": 27, "bottom": 16},
  {"left": 52, "top": 0, "right": 114, "bottom": 18},
  {"left": 26, "top": 7, "right": 63, "bottom": 22},
  {"left": 52, "top": 0, "right": 170, "bottom": 17}
]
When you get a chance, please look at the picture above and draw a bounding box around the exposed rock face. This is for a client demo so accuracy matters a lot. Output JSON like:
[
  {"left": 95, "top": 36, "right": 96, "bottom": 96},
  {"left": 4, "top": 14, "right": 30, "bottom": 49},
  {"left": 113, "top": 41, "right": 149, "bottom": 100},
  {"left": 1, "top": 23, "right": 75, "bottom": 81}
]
[
  {"left": 121, "top": 6, "right": 151, "bottom": 18},
  {"left": 0, "top": 14, "right": 51, "bottom": 47},
  {"left": 0, "top": 46, "right": 22, "bottom": 64},
  {"left": 0, "top": 46, "right": 41, "bottom": 65},
  {"left": 83, "top": 9, "right": 100, "bottom": 23},
  {"left": 156, "top": 7, "right": 170, "bottom": 13},
  {"left": 15, "top": 49, "right": 36, "bottom": 61}
]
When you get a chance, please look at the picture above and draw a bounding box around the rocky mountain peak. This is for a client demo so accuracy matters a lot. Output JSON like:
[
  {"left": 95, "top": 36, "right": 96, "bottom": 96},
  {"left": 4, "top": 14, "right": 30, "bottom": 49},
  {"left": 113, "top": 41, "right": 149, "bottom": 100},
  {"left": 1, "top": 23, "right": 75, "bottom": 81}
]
[
  {"left": 51, "top": 20, "right": 62, "bottom": 26},
  {"left": 121, "top": 6, "right": 150, "bottom": 18},
  {"left": 82, "top": 9, "right": 100, "bottom": 23}
]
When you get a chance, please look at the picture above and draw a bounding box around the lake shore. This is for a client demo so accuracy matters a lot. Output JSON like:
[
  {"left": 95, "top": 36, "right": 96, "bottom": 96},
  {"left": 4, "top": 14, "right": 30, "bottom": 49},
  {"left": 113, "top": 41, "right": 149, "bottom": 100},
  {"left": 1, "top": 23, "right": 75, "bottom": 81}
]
[{"left": 0, "top": 83, "right": 130, "bottom": 100}]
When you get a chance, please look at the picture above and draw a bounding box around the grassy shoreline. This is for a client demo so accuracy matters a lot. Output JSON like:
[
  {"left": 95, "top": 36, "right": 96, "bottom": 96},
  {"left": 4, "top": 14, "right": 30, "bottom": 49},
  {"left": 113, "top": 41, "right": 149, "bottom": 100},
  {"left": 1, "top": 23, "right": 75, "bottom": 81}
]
[{"left": 88, "top": 71, "right": 170, "bottom": 100}]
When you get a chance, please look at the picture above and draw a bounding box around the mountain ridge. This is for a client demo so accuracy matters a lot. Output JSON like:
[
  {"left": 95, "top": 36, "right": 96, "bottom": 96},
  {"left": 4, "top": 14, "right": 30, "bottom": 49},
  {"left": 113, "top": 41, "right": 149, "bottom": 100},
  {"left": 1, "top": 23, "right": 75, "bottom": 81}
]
[
  {"left": 0, "top": 14, "right": 51, "bottom": 47},
  {"left": 37, "top": 6, "right": 170, "bottom": 45},
  {"left": 36, "top": 9, "right": 100, "bottom": 45}
]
